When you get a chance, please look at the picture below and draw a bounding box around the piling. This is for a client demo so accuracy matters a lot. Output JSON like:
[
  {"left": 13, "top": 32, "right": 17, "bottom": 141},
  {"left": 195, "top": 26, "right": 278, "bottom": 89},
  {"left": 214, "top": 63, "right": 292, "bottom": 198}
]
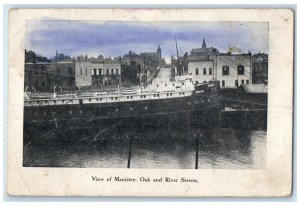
[
  {"left": 127, "top": 135, "right": 133, "bottom": 168},
  {"left": 195, "top": 134, "right": 199, "bottom": 169}
]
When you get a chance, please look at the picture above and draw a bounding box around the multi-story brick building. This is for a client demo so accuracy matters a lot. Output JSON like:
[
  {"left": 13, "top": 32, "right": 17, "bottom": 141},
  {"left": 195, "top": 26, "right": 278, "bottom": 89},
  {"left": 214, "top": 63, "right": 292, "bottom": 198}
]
[
  {"left": 24, "top": 62, "right": 76, "bottom": 92},
  {"left": 252, "top": 53, "right": 268, "bottom": 84},
  {"left": 176, "top": 39, "right": 252, "bottom": 89},
  {"left": 91, "top": 60, "right": 121, "bottom": 86}
]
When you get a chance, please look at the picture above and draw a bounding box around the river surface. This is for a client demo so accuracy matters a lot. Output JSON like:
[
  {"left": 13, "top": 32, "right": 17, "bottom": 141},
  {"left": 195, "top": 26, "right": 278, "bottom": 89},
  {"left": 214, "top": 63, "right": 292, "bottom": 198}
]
[{"left": 23, "top": 125, "right": 266, "bottom": 169}]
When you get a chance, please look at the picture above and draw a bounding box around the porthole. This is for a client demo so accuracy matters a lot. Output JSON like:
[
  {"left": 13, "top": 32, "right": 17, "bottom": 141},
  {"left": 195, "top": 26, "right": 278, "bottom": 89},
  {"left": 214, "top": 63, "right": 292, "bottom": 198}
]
[
  {"left": 79, "top": 110, "right": 82, "bottom": 114},
  {"left": 208, "top": 99, "right": 211, "bottom": 102},
  {"left": 195, "top": 101, "right": 198, "bottom": 104},
  {"left": 144, "top": 106, "right": 148, "bottom": 110},
  {"left": 116, "top": 108, "right": 119, "bottom": 112},
  {"left": 187, "top": 102, "right": 191, "bottom": 105},
  {"left": 130, "top": 107, "right": 133, "bottom": 111},
  {"left": 69, "top": 111, "right": 72, "bottom": 114},
  {"left": 201, "top": 100, "right": 204, "bottom": 103}
]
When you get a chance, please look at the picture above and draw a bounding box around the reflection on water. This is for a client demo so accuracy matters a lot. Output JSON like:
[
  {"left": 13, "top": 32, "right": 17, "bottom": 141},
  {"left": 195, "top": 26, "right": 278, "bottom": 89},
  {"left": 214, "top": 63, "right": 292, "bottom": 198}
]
[{"left": 23, "top": 123, "right": 266, "bottom": 169}]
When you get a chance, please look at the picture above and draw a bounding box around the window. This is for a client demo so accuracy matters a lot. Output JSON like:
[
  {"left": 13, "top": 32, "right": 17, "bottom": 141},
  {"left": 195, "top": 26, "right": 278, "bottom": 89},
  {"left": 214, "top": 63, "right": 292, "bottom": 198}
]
[
  {"left": 235, "top": 80, "right": 238, "bottom": 87},
  {"left": 222, "top": 66, "right": 229, "bottom": 75},
  {"left": 106, "top": 69, "right": 109, "bottom": 75},
  {"left": 237, "top": 65, "right": 245, "bottom": 75},
  {"left": 204, "top": 81, "right": 206, "bottom": 83},
  {"left": 99, "top": 68, "right": 102, "bottom": 75},
  {"left": 195, "top": 81, "right": 198, "bottom": 84},
  {"left": 241, "top": 80, "right": 245, "bottom": 84},
  {"left": 157, "top": 84, "right": 159, "bottom": 87},
  {"left": 165, "top": 84, "right": 167, "bottom": 87},
  {"left": 80, "top": 67, "right": 82, "bottom": 75},
  {"left": 222, "top": 80, "right": 225, "bottom": 87},
  {"left": 93, "top": 68, "right": 97, "bottom": 75},
  {"left": 111, "top": 69, "right": 114, "bottom": 75},
  {"left": 209, "top": 68, "right": 212, "bottom": 75},
  {"left": 116, "top": 69, "right": 119, "bottom": 75},
  {"left": 68, "top": 67, "right": 72, "bottom": 75},
  {"left": 203, "top": 68, "right": 207, "bottom": 75},
  {"left": 85, "top": 67, "right": 87, "bottom": 75},
  {"left": 246, "top": 80, "right": 249, "bottom": 84},
  {"left": 196, "top": 68, "right": 199, "bottom": 75},
  {"left": 57, "top": 67, "right": 61, "bottom": 73}
]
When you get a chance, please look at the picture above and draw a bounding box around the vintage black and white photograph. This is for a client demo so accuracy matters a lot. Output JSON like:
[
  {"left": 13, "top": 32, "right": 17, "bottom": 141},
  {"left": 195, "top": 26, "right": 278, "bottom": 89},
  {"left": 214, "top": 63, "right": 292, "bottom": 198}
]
[
  {"left": 6, "top": 8, "right": 294, "bottom": 197},
  {"left": 22, "top": 20, "right": 269, "bottom": 169}
]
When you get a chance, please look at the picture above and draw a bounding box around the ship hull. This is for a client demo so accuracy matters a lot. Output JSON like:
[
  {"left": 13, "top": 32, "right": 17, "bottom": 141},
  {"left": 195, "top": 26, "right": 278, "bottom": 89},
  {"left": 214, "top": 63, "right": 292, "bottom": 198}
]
[
  {"left": 24, "top": 93, "right": 220, "bottom": 123},
  {"left": 23, "top": 92, "right": 221, "bottom": 143}
]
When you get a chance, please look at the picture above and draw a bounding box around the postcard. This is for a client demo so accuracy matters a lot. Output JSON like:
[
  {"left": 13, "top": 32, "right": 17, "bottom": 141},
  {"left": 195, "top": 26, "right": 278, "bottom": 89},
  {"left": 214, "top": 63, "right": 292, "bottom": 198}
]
[{"left": 7, "top": 8, "right": 294, "bottom": 196}]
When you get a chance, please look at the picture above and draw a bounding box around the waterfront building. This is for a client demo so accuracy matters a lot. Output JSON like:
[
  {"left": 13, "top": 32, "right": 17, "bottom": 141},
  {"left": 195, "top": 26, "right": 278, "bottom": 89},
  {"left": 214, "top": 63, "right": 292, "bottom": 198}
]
[
  {"left": 91, "top": 59, "right": 121, "bottom": 86},
  {"left": 182, "top": 39, "right": 252, "bottom": 88},
  {"left": 252, "top": 53, "right": 268, "bottom": 84},
  {"left": 75, "top": 60, "right": 92, "bottom": 88},
  {"left": 24, "top": 62, "right": 75, "bottom": 92}
]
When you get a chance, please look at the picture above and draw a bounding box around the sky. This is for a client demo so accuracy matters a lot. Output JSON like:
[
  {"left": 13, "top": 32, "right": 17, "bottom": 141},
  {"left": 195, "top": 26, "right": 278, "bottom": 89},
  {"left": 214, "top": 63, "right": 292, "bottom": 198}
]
[{"left": 25, "top": 20, "right": 268, "bottom": 63}]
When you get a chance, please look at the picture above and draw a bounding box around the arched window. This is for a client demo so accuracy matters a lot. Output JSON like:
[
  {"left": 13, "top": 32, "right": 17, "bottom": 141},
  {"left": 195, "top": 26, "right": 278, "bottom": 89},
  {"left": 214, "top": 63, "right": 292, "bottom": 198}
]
[
  {"left": 203, "top": 68, "right": 207, "bottom": 75},
  {"left": 93, "top": 68, "right": 97, "bottom": 75}
]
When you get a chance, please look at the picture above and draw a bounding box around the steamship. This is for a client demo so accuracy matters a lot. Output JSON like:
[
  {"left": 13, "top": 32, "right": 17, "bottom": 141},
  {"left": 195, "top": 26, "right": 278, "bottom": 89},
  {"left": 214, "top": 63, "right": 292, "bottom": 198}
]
[{"left": 24, "top": 72, "right": 221, "bottom": 130}]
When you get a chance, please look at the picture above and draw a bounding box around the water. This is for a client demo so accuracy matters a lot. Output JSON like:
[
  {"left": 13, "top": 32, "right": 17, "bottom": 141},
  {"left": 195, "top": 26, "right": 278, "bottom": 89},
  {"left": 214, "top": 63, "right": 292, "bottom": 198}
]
[{"left": 23, "top": 124, "right": 266, "bottom": 169}]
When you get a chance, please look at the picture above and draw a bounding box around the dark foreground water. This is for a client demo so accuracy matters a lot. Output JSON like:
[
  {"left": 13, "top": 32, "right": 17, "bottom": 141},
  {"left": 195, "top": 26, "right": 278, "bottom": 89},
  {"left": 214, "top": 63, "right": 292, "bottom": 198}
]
[{"left": 23, "top": 122, "right": 266, "bottom": 169}]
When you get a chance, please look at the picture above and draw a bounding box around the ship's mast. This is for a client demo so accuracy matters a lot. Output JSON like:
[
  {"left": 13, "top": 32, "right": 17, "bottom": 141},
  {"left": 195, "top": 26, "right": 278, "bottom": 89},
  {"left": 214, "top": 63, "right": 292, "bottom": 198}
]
[{"left": 175, "top": 37, "right": 181, "bottom": 76}]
